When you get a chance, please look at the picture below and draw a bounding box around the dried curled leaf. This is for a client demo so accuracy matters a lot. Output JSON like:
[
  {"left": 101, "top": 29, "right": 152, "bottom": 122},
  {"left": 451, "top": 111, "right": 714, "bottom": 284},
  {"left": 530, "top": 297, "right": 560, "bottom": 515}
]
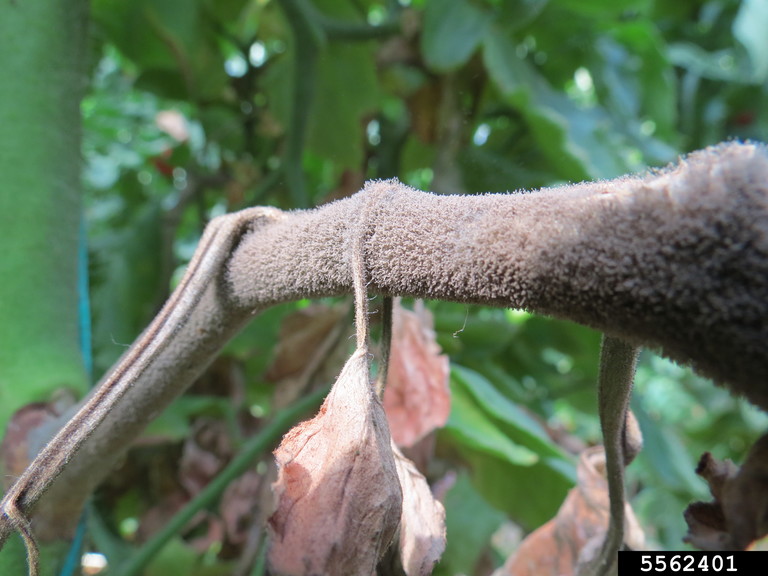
[
  {"left": 722, "top": 434, "right": 768, "bottom": 549},
  {"left": 683, "top": 452, "right": 737, "bottom": 550},
  {"left": 383, "top": 300, "right": 450, "bottom": 448},
  {"left": 496, "top": 447, "right": 644, "bottom": 576},
  {"left": 686, "top": 434, "right": 768, "bottom": 550},
  {"left": 268, "top": 349, "right": 403, "bottom": 576},
  {"left": 392, "top": 442, "right": 446, "bottom": 576},
  {"left": 684, "top": 502, "right": 730, "bottom": 551}
]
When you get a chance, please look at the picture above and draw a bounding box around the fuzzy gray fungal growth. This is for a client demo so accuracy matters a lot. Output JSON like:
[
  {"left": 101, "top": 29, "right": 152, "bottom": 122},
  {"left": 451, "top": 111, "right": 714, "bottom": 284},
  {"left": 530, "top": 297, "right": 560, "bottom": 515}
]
[
  {"left": 3, "top": 142, "right": 767, "bottom": 557},
  {"left": 230, "top": 142, "right": 768, "bottom": 409}
]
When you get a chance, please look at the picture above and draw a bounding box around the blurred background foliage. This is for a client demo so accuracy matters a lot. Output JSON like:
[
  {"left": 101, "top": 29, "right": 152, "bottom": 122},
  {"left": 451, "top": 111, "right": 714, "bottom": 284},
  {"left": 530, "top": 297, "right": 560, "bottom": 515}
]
[{"left": 9, "top": 0, "right": 768, "bottom": 574}]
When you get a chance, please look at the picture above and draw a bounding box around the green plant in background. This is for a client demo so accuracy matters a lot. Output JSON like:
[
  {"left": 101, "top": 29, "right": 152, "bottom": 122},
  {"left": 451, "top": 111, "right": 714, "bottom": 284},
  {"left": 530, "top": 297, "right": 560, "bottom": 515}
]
[{"left": 1, "top": 0, "right": 767, "bottom": 574}]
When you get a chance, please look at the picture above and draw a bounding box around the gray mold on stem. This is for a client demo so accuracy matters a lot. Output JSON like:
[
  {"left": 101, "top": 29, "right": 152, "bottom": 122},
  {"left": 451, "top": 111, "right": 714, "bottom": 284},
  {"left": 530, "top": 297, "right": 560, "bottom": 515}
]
[{"left": 5, "top": 141, "right": 768, "bottom": 544}]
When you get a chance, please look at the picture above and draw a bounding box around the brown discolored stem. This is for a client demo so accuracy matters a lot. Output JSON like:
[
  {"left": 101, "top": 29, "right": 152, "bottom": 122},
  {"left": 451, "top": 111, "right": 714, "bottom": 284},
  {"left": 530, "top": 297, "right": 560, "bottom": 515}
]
[
  {"left": 2, "top": 141, "right": 768, "bottom": 557},
  {"left": 230, "top": 142, "right": 768, "bottom": 407}
]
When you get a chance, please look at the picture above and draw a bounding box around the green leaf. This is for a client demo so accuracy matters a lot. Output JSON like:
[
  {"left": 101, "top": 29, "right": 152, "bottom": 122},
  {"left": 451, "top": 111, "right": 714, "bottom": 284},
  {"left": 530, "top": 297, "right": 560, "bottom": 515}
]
[
  {"left": 667, "top": 44, "right": 755, "bottom": 84},
  {"left": 145, "top": 538, "right": 197, "bottom": 576},
  {"left": 441, "top": 365, "right": 576, "bottom": 529},
  {"left": 459, "top": 145, "right": 553, "bottom": 193},
  {"left": 90, "top": 195, "right": 165, "bottom": 376},
  {"left": 432, "top": 304, "right": 519, "bottom": 357},
  {"left": 433, "top": 472, "right": 505, "bottom": 576},
  {"left": 733, "top": 0, "right": 768, "bottom": 82},
  {"left": 446, "top": 377, "right": 539, "bottom": 465},
  {"left": 201, "top": 0, "right": 250, "bottom": 27},
  {"left": 93, "top": 0, "right": 229, "bottom": 100},
  {"left": 596, "top": 22, "right": 678, "bottom": 142},
  {"left": 633, "top": 401, "right": 706, "bottom": 495},
  {"left": 452, "top": 365, "right": 559, "bottom": 456},
  {"left": 0, "top": 537, "right": 69, "bottom": 576},
  {"left": 421, "top": 0, "right": 492, "bottom": 72},
  {"left": 631, "top": 486, "right": 691, "bottom": 550},
  {"left": 482, "top": 30, "right": 590, "bottom": 179},
  {"left": 459, "top": 448, "right": 573, "bottom": 530},
  {"left": 306, "top": 42, "right": 380, "bottom": 170},
  {"left": 0, "top": 534, "right": 29, "bottom": 576},
  {"left": 483, "top": 28, "right": 640, "bottom": 179},
  {"left": 494, "top": 0, "right": 549, "bottom": 30},
  {"left": 551, "top": 0, "right": 650, "bottom": 17}
]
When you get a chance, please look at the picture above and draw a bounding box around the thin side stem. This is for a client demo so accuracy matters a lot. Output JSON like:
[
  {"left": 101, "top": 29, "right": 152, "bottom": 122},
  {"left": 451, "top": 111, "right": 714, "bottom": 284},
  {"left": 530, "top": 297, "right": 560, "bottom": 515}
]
[
  {"left": 375, "top": 296, "right": 393, "bottom": 398},
  {"left": 595, "top": 335, "right": 639, "bottom": 576}
]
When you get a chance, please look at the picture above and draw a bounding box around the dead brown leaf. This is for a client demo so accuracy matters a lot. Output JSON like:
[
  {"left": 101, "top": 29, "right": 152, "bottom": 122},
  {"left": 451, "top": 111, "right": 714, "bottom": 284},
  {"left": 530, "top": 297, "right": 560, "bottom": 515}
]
[
  {"left": 496, "top": 446, "right": 644, "bottom": 576},
  {"left": 696, "top": 452, "right": 739, "bottom": 502},
  {"left": 722, "top": 434, "right": 768, "bottom": 549},
  {"left": 383, "top": 300, "right": 450, "bottom": 448},
  {"left": 684, "top": 502, "right": 730, "bottom": 551},
  {"left": 268, "top": 349, "right": 403, "bottom": 576},
  {"left": 391, "top": 442, "right": 446, "bottom": 576},
  {"left": 684, "top": 435, "right": 768, "bottom": 551}
]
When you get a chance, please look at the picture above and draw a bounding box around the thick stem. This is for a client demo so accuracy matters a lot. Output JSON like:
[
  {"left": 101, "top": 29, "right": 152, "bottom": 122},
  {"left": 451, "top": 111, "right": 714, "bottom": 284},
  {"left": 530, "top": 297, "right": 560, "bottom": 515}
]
[
  {"left": 0, "top": 0, "right": 89, "bottom": 429},
  {"left": 1, "top": 209, "right": 281, "bottom": 545},
  {"left": 229, "top": 142, "right": 768, "bottom": 407},
  {"left": 2, "top": 141, "right": 768, "bottom": 553}
]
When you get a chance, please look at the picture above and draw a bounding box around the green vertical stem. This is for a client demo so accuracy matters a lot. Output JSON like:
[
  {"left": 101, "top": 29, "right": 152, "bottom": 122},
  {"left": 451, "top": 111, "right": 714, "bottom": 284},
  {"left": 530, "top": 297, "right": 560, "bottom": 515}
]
[
  {"left": 0, "top": 0, "right": 90, "bottom": 428},
  {"left": 0, "top": 1, "right": 90, "bottom": 572},
  {"left": 277, "top": 0, "right": 325, "bottom": 207}
]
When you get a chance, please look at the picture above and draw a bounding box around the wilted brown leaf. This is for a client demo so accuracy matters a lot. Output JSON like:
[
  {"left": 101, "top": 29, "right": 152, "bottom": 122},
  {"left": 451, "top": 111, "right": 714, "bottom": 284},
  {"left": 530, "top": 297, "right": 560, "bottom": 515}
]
[
  {"left": 696, "top": 452, "right": 739, "bottom": 502},
  {"left": 496, "top": 447, "right": 644, "bottom": 576},
  {"left": 687, "top": 434, "right": 768, "bottom": 551},
  {"left": 722, "top": 434, "right": 768, "bottom": 550},
  {"left": 268, "top": 349, "right": 403, "bottom": 576},
  {"left": 684, "top": 502, "right": 730, "bottom": 551},
  {"left": 383, "top": 300, "right": 450, "bottom": 448},
  {"left": 683, "top": 452, "right": 736, "bottom": 550},
  {"left": 392, "top": 442, "right": 446, "bottom": 576}
]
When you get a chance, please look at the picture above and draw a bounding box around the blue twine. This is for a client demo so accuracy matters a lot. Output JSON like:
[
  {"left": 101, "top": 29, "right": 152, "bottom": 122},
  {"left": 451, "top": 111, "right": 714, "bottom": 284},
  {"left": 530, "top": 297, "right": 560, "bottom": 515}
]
[
  {"left": 77, "top": 214, "right": 93, "bottom": 380},
  {"left": 59, "top": 214, "right": 93, "bottom": 576}
]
